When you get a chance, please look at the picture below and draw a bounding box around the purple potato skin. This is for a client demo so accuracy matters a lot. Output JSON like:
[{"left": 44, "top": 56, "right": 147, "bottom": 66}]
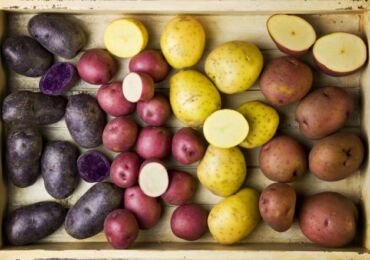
[
  {"left": 28, "top": 14, "right": 86, "bottom": 59},
  {"left": 2, "top": 91, "right": 67, "bottom": 126},
  {"left": 6, "top": 127, "right": 42, "bottom": 187},
  {"left": 2, "top": 36, "right": 53, "bottom": 77},
  {"left": 137, "top": 94, "right": 171, "bottom": 126},
  {"left": 65, "top": 182, "right": 121, "bottom": 239},
  {"left": 65, "top": 93, "right": 106, "bottom": 148},
  {"left": 77, "top": 150, "right": 111, "bottom": 183},
  {"left": 6, "top": 201, "right": 66, "bottom": 246},
  {"left": 39, "top": 62, "right": 78, "bottom": 95},
  {"left": 135, "top": 127, "right": 172, "bottom": 159},
  {"left": 41, "top": 141, "right": 79, "bottom": 199}
]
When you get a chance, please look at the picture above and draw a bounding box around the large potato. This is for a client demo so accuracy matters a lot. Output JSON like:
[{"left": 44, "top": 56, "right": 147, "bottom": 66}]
[
  {"left": 208, "top": 188, "right": 260, "bottom": 244},
  {"left": 170, "top": 70, "right": 221, "bottom": 127},
  {"left": 160, "top": 16, "right": 205, "bottom": 69},
  {"left": 309, "top": 132, "right": 364, "bottom": 181},
  {"left": 299, "top": 192, "right": 358, "bottom": 248},
  {"left": 237, "top": 100, "right": 279, "bottom": 148},
  {"left": 205, "top": 41, "right": 263, "bottom": 94},
  {"left": 295, "top": 86, "right": 353, "bottom": 139},
  {"left": 197, "top": 145, "right": 246, "bottom": 197}
]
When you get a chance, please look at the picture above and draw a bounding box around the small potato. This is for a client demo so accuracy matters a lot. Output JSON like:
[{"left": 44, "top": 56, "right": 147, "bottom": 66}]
[
  {"left": 260, "top": 135, "right": 307, "bottom": 182},
  {"left": 161, "top": 170, "right": 196, "bottom": 205},
  {"left": 111, "top": 152, "right": 141, "bottom": 188},
  {"left": 6, "top": 127, "right": 42, "bottom": 187},
  {"left": 6, "top": 201, "right": 66, "bottom": 246},
  {"left": 137, "top": 94, "right": 171, "bottom": 126},
  {"left": 295, "top": 86, "right": 353, "bottom": 139},
  {"left": 136, "top": 127, "right": 172, "bottom": 159},
  {"left": 309, "top": 132, "right": 364, "bottom": 181},
  {"left": 299, "top": 192, "right": 358, "bottom": 248},
  {"left": 77, "top": 150, "right": 111, "bottom": 183},
  {"left": 103, "top": 117, "right": 138, "bottom": 152},
  {"left": 259, "top": 183, "right": 296, "bottom": 232},
  {"left": 41, "top": 141, "right": 79, "bottom": 199}
]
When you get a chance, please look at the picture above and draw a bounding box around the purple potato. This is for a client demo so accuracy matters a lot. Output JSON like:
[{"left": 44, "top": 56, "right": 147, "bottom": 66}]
[{"left": 77, "top": 150, "right": 111, "bottom": 183}]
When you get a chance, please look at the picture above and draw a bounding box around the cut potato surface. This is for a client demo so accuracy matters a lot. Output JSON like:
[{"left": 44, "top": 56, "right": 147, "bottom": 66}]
[
  {"left": 313, "top": 32, "right": 367, "bottom": 76},
  {"left": 203, "top": 109, "right": 249, "bottom": 148},
  {"left": 122, "top": 72, "right": 154, "bottom": 102},
  {"left": 104, "top": 18, "right": 148, "bottom": 58},
  {"left": 267, "top": 14, "right": 316, "bottom": 55},
  {"left": 139, "top": 161, "right": 169, "bottom": 197}
]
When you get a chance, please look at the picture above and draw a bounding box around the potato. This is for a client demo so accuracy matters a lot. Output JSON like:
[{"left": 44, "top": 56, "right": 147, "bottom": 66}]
[
  {"left": 170, "top": 70, "right": 221, "bottom": 127},
  {"left": 65, "top": 93, "right": 106, "bottom": 148},
  {"left": 197, "top": 145, "right": 246, "bottom": 197},
  {"left": 260, "top": 56, "right": 313, "bottom": 106},
  {"left": 6, "top": 127, "right": 42, "bottom": 187},
  {"left": 2, "top": 36, "right": 53, "bottom": 77},
  {"left": 104, "top": 209, "right": 139, "bottom": 249},
  {"left": 309, "top": 132, "right": 364, "bottom": 181},
  {"left": 41, "top": 141, "right": 79, "bottom": 199},
  {"left": 136, "top": 127, "right": 172, "bottom": 159},
  {"left": 139, "top": 159, "right": 169, "bottom": 198},
  {"left": 111, "top": 152, "right": 141, "bottom": 188},
  {"left": 124, "top": 186, "right": 162, "bottom": 229},
  {"left": 295, "top": 86, "right": 353, "bottom": 139},
  {"left": 28, "top": 13, "right": 86, "bottom": 59},
  {"left": 205, "top": 41, "right": 263, "bottom": 94},
  {"left": 260, "top": 135, "right": 307, "bottom": 182},
  {"left": 208, "top": 188, "right": 260, "bottom": 244},
  {"left": 299, "top": 192, "right": 358, "bottom": 248},
  {"left": 171, "top": 204, "right": 208, "bottom": 241},
  {"left": 259, "top": 183, "right": 296, "bottom": 232},
  {"left": 137, "top": 94, "right": 171, "bottom": 126},
  {"left": 160, "top": 16, "right": 205, "bottom": 69},
  {"left": 2, "top": 91, "right": 67, "bottom": 126},
  {"left": 65, "top": 182, "right": 121, "bottom": 239},
  {"left": 237, "top": 101, "right": 279, "bottom": 149},
  {"left": 103, "top": 117, "right": 138, "bottom": 152},
  {"left": 6, "top": 201, "right": 66, "bottom": 246},
  {"left": 161, "top": 170, "right": 196, "bottom": 205},
  {"left": 77, "top": 150, "right": 111, "bottom": 183}
]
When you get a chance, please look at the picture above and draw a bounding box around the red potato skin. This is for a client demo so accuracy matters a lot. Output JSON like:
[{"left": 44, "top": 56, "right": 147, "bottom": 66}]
[
  {"left": 271, "top": 38, "right": 310, "bottom": 56},
  {"left": 124, "top": 186, "right": 162, "bottom": 229},
  {"left": 103, "top": 117, "right": 138, "bottom": 152},
  {"left": 111, "top": 152, "right": 141, "bottom": 188},
  {"left": 104, "top": 209, "right": 139, "bottom": 249},
  {"left": 135, "top": 127, "right": 172, "bottom": 159},
  {"left": 161, "top": 170, "right": 196, "bottom": 206},
  {"left": 97, "top": 82, "right": 135, "bottom": 117},
  {"left": 77, "top": 48, "right": 117, "bottom": 85},
  {"left": 137, "top": 94, "right": 171, "bottom": 126}
]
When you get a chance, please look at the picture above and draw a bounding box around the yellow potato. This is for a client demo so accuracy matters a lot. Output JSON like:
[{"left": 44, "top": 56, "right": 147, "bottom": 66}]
[
  {"left": 197, "top": 145, "right": 246, "bottom": 197},
  {"left": 208, "top": 188, "right": 260, "bottom": 244},
  {"left": 203, "top": 109, "right": 249, "bottom": 148},
  {"left": 104, "top": 18, "right": 148, "bottom": 58},
  {"left": 237, "top": 101, "right": 279, "bottom": 149},
  {"left": 205, "top": 41, "right": 263, "bottom": 94},
  {"left": 170, "top": 70, "right": 221, "bottom": 127},
  {"left": 160, "top": 16, "right": 205, "bottom": 69}
]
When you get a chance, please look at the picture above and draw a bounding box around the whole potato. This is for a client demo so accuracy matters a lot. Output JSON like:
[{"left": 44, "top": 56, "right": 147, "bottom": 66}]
[
  {"left": 65, "top": 93, "right": 106, "bottom": 148},
  {"left": 6, "top": 201, "right": 66, "bottom": 246},
  {"left": 111, "top": 152, "right": 141, "bottom": 188},
  {"left": 260, "top": 56, "right": 313, "bottom": 106},
  {"left": 6, "top": 127, "right": 42, "bottom": 187},
  {"left": 2, "top": 36, "right": 53, "bottom": 77},
  {"left": 137, "top": 94, "right": 171, "bottom": 126},
  {"left": 103, "top": 117, "right": 138, "bottom": 152},
  {"left": 259, "top": 135, "right": 307, "bottom": 182},
  {"left": 299, "top": 192, "right": 358, "bottom": 248},
  {"left": 2, "top": 91, "right": 67, "bottom": 126},
  {"left": 136, "top": 127, "right": 172, "bottom": 160},
  {"left": 28, "top": 13, "right": 86, "bottom": 59},
  {"left": 65, "top": 182, "right": 121, "bottom": 239},
  {"left": 161, "top": 170, "right": 196, "bottom": 206},
  {"left": 309, "top": 132, "right": 364, "bottom": 181},
  {"left": 295, "top": 86, "right": 353, "bottom": 139},
  {"left": 259, "top": 183, "right": 296, "bottom": 232},
  {"left": 41, "top": 141, "right": 79, "bottom": 199}
]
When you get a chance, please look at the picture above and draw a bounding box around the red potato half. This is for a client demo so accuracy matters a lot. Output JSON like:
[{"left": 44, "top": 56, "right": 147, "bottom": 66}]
[
  {"left": 139, "top": 159, "right": 169, "bottom": 198},
  {"left": 161, "top": 170, "right": 196, "bottom": 205},
  {"left": 122, "top": 72, "right": 154, "bottom": 102},
  {"left": 103, "top": 117, "right": 138, "bottom": 152},
  {"left": 137, "top": 94, "right": 171, "bottom": 126},
  {"left": 111, "top": 152, "right": 141, "bottom": 188}
]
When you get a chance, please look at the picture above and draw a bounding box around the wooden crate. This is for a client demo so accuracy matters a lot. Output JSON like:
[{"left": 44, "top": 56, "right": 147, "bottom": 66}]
[{"left": 0, "top": 1, "right": 369, "bottom": 259}]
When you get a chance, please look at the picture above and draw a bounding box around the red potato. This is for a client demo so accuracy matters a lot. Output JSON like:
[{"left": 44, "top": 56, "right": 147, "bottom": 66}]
[
  {"left": 103, "top": 117, "right": 138, "bottom": 152},
  {"left": 77, "top": 48, "right": 117, "bottom": 85},
  {"left": 172, "top": 127, "right": 206, "bottom": 165},
  {"left": 104, "top": 209, "right": 139, "bottom": 249},
  {"left": 97, "top": 82, "right": 135, "bottom": 117},
  {"left": 139, "top": 159, "right": 169, "bottom": 197},
  {"left": 135, "top": 127, "right": 172, "bottom": 159},
  {"left": 124, "top": 186, "right": 162, "bottom": 229},
  {"left": 111, "top": 152, "right": 141, "bottom": 188},
  {"left": 171, "top": 204, "right": 208, "bottom": 241},
  {"left": 137, "top": 94, "right": 171, "bottom": 126},
  {"left": 122, "top": 72, "right": 154, "bottom": 102},
  {"left": 129, "top": 50, "right": 170, "bottom": 82},
  {"left": 161, "top": 170, "right": 196, "bottom": 205}
]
